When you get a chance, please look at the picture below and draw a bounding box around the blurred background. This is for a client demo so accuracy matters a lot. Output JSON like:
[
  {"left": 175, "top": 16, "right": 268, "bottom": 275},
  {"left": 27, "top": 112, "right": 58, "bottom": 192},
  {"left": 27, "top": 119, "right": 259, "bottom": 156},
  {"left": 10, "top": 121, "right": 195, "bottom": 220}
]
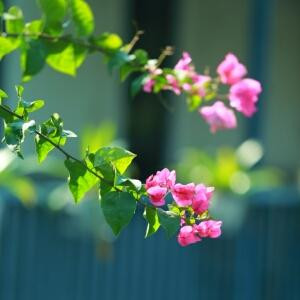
[{"left": 0, "top": 0, "right": 299, "bottom": 299}]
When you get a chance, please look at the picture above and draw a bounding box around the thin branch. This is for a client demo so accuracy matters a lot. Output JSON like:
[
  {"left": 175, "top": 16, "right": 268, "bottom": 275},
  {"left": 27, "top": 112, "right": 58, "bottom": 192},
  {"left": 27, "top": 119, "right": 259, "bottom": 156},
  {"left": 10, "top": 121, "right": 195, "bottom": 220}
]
[
  {"left": 0, "top": 104, "right": 122, "bottom": 190},
  {"left": 125, "top": 30, "right": 144, "bottom": 53},
  {"left": 1, "top": 32, "right": 107, "bottom": 54},
  {"left": 156, "top": 46, "right": 174, "bottom": 67}
]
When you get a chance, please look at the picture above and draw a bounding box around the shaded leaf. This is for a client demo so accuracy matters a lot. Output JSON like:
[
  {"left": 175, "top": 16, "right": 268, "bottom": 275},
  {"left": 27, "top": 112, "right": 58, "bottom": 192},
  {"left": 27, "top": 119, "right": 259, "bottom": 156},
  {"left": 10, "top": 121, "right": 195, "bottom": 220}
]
[
  {"left": 157, "top": 208, "right": 180, "bottom": 239},
  {"left": 107, "top": 50, "right": 134, "bottom": 72},
  {"left": 4, "top": 119, "right": 36, "bottom": 158},
  {"left": 0, "top": 105, "right": 14, "bottom": 123},
  {"left": 131, "top": 74, "right": 148, "bottom": 97},
  {"left": 21, "top": 39, "right": 47, "bottom": 82},
  {"left": 101, "top": 191, "right": 136, "bottom": 235}
]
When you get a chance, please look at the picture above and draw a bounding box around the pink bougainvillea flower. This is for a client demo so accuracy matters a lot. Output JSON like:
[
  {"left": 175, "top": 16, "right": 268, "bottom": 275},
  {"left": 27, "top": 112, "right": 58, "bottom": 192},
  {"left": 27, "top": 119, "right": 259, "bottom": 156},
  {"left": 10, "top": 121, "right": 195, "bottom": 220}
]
[
  {"left": 165, "top": 74, "right": 181, "bottom": 95},
  {"left": 171, "top": 183, "right": 195, "bottom": 207},
  {"left": 182, "top": 83, "right": 192, "bottom": 92},
  {"left": 147, "top": 186, "right": 168, "bottom": 206},
  {"left": 177, "top": 225, "right": 201, "bottom": 246},
  {"left": 155, "top": 168, "right": 176, "bottom": 189},
  {"left": 199, "top": 101, "right": 237, "bottom": 133},
  {"left": 217, "top": 53, "right": 247, "bottom": 85},
  {"left": 145, "top": 168, "right": 176, "bottom": 190},
  {"left": 229, "top": 78, "right": 262, "bottom": 117},
  {"left": 174, "top": 52, "right": 193, "bottom": 71},
  {"left": 192, "top": 184, "right": 215, "bottom": 214},
  {"left": 195, "top": 220, "right": 222, "bottom": 238},
  {"left": 143, "top": 78, "right": 155, "bottom": 93}
]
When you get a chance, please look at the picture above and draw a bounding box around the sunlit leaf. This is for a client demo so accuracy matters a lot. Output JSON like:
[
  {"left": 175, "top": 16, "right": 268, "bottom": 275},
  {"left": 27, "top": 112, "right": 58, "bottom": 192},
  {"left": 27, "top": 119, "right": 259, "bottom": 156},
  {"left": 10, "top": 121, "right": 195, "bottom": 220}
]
[
  {"left": 94, "top": 32, "right": 123, "bottom": 51},
  {"left": 93, "top": 146, "right": 136, "bottom": 175},
  {"left": 143, "top": 206, "right": 160, "bottom": 238},
  {"left": 0, "top": 36, "right": 20, "bottom": 60},
  {"left": 46, "top": 40, "right": 76, "bottom": 76},
  {"left": 4, "top": 6, "right": 24, "bottom": 34},
  {"left": 71, "top": 0, "right": 94, "bottom": 36},
  {"left": 65, "top": 158, "right": 98, "bottom": 202},
  {"left": 37, "top": 0, "right": 67, "bottom": 35}
]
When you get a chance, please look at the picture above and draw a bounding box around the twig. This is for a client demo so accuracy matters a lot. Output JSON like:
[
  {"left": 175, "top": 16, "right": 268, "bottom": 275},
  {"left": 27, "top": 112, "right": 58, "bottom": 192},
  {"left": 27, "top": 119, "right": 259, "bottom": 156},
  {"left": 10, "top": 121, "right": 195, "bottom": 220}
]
[
  {"left": 156, "top": 46, "right": 174, "bottom": 67},
  {"left": 0, "top": 104, "right": 123, "bottom": 191}
]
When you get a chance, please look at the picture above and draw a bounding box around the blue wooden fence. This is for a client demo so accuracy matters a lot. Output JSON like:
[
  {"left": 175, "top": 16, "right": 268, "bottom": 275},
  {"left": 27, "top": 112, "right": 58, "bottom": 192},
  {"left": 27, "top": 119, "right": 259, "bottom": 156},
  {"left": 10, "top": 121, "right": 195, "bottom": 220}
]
[{"left": 0, "top": 188, "right": 299, "bottom": 300}]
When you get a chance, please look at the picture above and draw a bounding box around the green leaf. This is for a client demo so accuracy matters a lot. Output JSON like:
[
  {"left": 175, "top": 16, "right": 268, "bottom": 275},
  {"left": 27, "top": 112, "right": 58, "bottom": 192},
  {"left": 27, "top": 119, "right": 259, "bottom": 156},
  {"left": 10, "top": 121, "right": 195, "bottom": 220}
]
[
  {"left": 46, "top": 40, "right": 76, "bottom": 76},
  {"left": 93, "top": 146, "right": 136, "bottom": 175},
  {"left": 120, "top": 63, "right": 139, "bottom": 81},
  {"left": 71, "top": 0, "right": 94, "bottom": 36},
  {"left": 101, "top": 191, "right": 136, "bottom": 235},
  {"left": 0, "top": 1, "right": 4, "bottom": 15},
  {"left": 157, "top": 208, "right": 180, "bottom": 239},
  {"left": 0, "top": 89, "right": 8, "bottom": 100},
  {"left": 89, "top": 152, "right": 116, "bottom": 187},
  {"left": 94, "top": 33, "right": 123, "bottom": 51},
  {"left": 107, "top": 51, "right": 134, "bottom": 73},
  {"left": 65, "top": 158, "right": 98, "bottom": 202},
  {"left": 134, "top": 49, "right": 148, "bottom": 65},
  {"left": 186, "top": 94, "right": 202, "bottom": 111},
  {"left": 4, "top": 119, "right": 36, "bottom": 158},
  {"left": 21, "top": 39, "right": 47, "bottom": 82},
  {"left": 35, "top": 114, "right": 66, "bottom": 162},
  {"left": 35, "top": 134, "right": 65, "bottom": 162},
  {"left": 115, "top": 175, "right": 142, "bottom": 191},
  {"left": 5, "top": 6, "right": 24, "bottom": 34},
  {"left": 19, "top": 99, "right": 45, "bottom": 113},
  {"left": 0, "top": 36, "right": 20, "bottom": 60},
  {"left": 131, "top": 74, "right": 148, "bottom": 97},
  {"left": 15, "top": 85, "right": 24, "bottom": 98},
  {"left": 0, "top": 105, "right": 14, "bottom": 123},
  {"left": 153, "top": 75, "right": 168, "bottom": 93},
  {"left": 143, "top": 206, "right": 160, "bottom": 238},
  {"left": 38, "top": 0, "right": 67, "bottom": 35},
  {"left": 24, "top": 20, "right": 43, "bottom": 36},
  {"left": 73, "top": 43, "right": 87, "bottom": 68}
]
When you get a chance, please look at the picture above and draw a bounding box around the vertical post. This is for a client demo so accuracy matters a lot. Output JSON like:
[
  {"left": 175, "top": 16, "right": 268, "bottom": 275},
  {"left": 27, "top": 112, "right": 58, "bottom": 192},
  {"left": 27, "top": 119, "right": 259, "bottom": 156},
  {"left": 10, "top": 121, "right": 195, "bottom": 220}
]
[
  {"left": 126, "top": 0, "right": 178, "bottom": 180},
  {"left": 247, "top": 0, "right": 276, "bottom": 139}
]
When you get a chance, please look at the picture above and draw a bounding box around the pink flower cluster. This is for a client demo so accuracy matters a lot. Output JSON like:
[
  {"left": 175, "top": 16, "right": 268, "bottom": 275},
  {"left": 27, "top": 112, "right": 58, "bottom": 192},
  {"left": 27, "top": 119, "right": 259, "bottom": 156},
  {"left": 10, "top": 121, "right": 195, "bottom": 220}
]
[
  {"left": 200, "top": 53, "right": 262, "bottom": 132},
  {"left": 178, "top": 221, "right": 222, "bottom": 247},
  {"left": 145, "top": 168, "right": 222, "bottom": 247},
  {"left": 142, "top": 52, "right": 262, "bottom": 133},
  {"left": 143, "top": 52, "right": 211, "bottom": 100}
]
